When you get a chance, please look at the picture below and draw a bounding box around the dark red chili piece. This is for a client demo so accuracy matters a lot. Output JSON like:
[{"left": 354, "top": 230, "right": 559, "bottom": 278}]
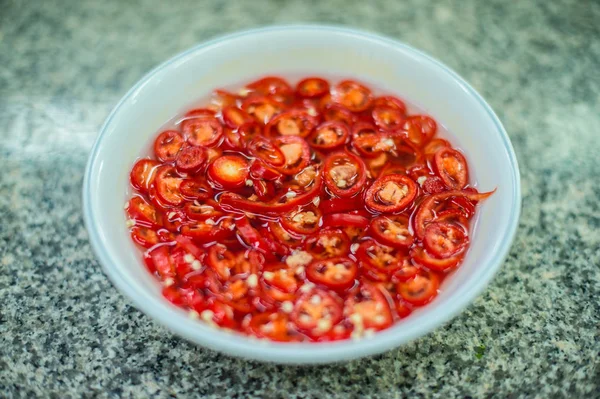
[{"left": 175, "top": 146, "right": 206, "bottom": 174}]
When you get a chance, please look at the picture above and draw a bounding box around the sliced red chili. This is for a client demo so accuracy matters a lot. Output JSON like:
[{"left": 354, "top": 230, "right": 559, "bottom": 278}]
[
  {"left": 421, "top": 176, "right": 447, "bottom": 195},
  {"left": 174, "top": 235, "right": 205, "bottom": 259},
  {"left": 273, "top": 136, "right": 311, "bottom": 176},
  {"left": 281, "top": 204, "right": 322, "bottom": 235},
  {"left": 221, "top": 128, "right": 243, "bottom": 151},
  {"left": 296, "top": 77, "right": 330, "bottom": 98},
  {"left": 247, "top": 312, "right": 300, "bottom": 342},
  {"left": 211, "top": 89, "right": 239, "bottom": 108},
  {"left": 179, "top": 179, "right": 212, "bottom": 200},
  {"left": 230, "top": 250, "right": 263, "bottom": 276},
  {"left": 241, "top": 96, "right": 283, "bottom": 124},
  {"left": 235, "top": 217, "right": 282, "bottom": 258},
  {"left": 369, "top": 215, "right": 414, "bottom": 248},
  {"left": 218, "top": 276, "right": 255, "bottom": 313},
  {"left": 424, "top": 138, "right": 450, "bottom": 155},
  {"left": 424, "top": 222, "right": 469, "bottom": 258},
  {"left": 356, "top": 239, "right": 407, "bottom": 275},
  {"left": 402, "top": 115, "right": 437, "bottom": 147},
  {"left": 304, "top": 229, "right": 350, "bottom": 259},
  {"left": 181, "top": 117, "right": 223, "bottom": 147},
  {"left": 413, "top": 190, "right": 494, "bottom": 239},
  {"left": 411, "top": 246, "right": 461, "bottom": 272},
  {"left": 247, "top": 137, "right": 286, "bottom": 167},
  {"left": 291, "top": 290, "right": 343, "bottom": 336},
  {"left": 393, "top": 261, "right": 420, "bottom": 282},
  {"left": 130, "top": 226, "right": 161, "bottom": 248},
  {"left": 345, "top": 282, "right": 393, "bottom": 330},
  {"left": 148, "top": 245, "right": 175, "bottom": 280},
  {"left": 377, "top": 282, "right": 413, "bottom": 318},
  {"left": 434, "top": 148, "right": 469, "bottom": 190},
  {"left": 127, "top": 196, "right": 162, "bottom": 227},
  {"left": 251, "top": 179, "right": 275, "bottom": 201},
  {"left": 262, "top": 263, "right": 299, "bottom": 294},
  {"left": 293, "top": 165, "right": 318, "bottom": 187},
  {"left": 154, "top": 166, "right": 184, "bottom": 206},
  {"left": 160, "top": 207, "right": 186, "bottom": 232},
  {"left": 206, "top": 244, "right": 235, "bottom": 280},
  {"left": 322, "top": 213, "right": 369, "bottom": 229},
  {"left": 351, "top": 121, "right": 378, "bottom": 140},
  {"left": 447, "top": 195, "right": 477, "bottom": 219},
  {"left": 170, "top": 247, "right": 196, "bottom": 278},
  {"left": 219, "top": 172, "right": 322, "bottom": 215},
  {"left": 186, "top": 108, "right": 216, "bottom": 120},
  {"left": 353, "top": 133, "right": 397, "bottom": 158},
  {"left": 373, "top": 96, "right": 407, "bottom": 113},
  {"left": 372, "top": 106, "right": 406, "bottom": 131},
  {"left": 205, "top": 147, "right": 223, "bottom": 164},
  {"left": 394, "top": 143, "right": 421, "bottom": 168},
  {"left": 247, "top": 76, "right": 293, "bottom": 96},
  {"left": 269, "top": 222, "right": 304, "bottom": 248},
  {"left": 249, "top": 159, "right": 283, "bottom": 181},
  {"left": 380, "top": 161, "right": 407, "bottom": 177},
  {"left": 205, "top": 301, "right": 237, "bottom": 329},
  {"left": 318, "top": 93, "right": 334, "bottom": 110},
  {"left": 364, "top": 174, "right": 417, "bottom": 213},
  {"left": 436, "top": 209, "right": 470, "bottom": 229},
  {"left": 175, "top": 146, "right": 206, "bottom": 174},
  {"left": 184, "top": 202, "right": 223, "bottom": 221},
  {"left": 308, "top": 121, "right": 349, "bottom": 150},
  {"left": 294, "top": 98, "right": 320, "bottom": 116},
  {"left": 407, "top": 163, "right": 431, "bottom": 181},
  {"left": 306, "top": 258, "right": 357, "bottom": 290},
  {"left": 332, "top": 80, "right": 373, "bottom": 112},
  {"left": 265, "top": 109, "right": 318, "bottom": 138},
  {"left": 162, "top": 286, "right": 184, "bottom": 306},
  {"left": 180, "top": 287, "right": 209, "bottom": 313},
  {"left": 221, "top": 106, "right": 254, "bottom": 129},
  {"left": 323, "top": 151, "right": 367, "bottom": 197},
  {"left": 130, "top": 159, "right": 160, "bottom": 193},
  {"left": 207, "top": 155, "right": 250, "bottom": 189},
  {"left": 397, "top": 270, "right": 440, "bottom": 306},
  {"left": 237, "top": 121, "right": 263, "bottom": 141},
  {"left": 154, "top": 130, "right": 184, "bottom": 162},
  {"left": 323, "top": 104, "right": 356, "bottom": 125},
  {"left": 180, "top": 222, "right": 230, "bottom": 244}
]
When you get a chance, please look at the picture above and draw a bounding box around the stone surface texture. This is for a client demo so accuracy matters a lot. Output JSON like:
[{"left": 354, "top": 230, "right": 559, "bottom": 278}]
[{"left": 1, "top": 0, "right": 599, "bottom": 397}]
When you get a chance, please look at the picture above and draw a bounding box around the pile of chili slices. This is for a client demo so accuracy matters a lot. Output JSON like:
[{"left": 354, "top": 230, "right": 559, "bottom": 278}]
[{"left": 125, "top": 76, "right": 492, "bottom": 342}]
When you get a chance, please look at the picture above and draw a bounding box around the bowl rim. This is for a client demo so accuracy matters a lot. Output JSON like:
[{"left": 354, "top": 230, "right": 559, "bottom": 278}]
[{"left": 83, "top": 24, "right": 521, "bottom": 364}]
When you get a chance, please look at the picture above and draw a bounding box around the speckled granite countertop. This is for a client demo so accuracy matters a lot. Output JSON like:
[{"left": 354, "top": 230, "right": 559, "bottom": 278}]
[{"left": 1, "top": 0, "right": 599, "bottom": 397}]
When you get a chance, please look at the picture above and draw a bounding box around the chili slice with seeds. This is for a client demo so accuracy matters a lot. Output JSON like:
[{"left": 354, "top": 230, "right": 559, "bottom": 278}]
[{"left": 323, "top": 151, "right": 367, "bottom": 198}]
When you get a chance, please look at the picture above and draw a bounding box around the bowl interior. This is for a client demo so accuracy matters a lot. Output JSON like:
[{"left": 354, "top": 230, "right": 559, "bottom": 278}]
[{"left": 85, "top": 26, "right": 520, "bottom": 363}]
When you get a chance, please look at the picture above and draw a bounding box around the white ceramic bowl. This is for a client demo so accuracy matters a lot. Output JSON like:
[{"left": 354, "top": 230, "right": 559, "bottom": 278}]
[{"left": 83, "top": 25, "right": 520, "bottom": 364}]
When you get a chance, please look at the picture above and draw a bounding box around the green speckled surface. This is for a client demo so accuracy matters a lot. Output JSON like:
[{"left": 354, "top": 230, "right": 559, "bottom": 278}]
[{"left": 1, "top": 0, "right": 599, "bottom": 397}]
